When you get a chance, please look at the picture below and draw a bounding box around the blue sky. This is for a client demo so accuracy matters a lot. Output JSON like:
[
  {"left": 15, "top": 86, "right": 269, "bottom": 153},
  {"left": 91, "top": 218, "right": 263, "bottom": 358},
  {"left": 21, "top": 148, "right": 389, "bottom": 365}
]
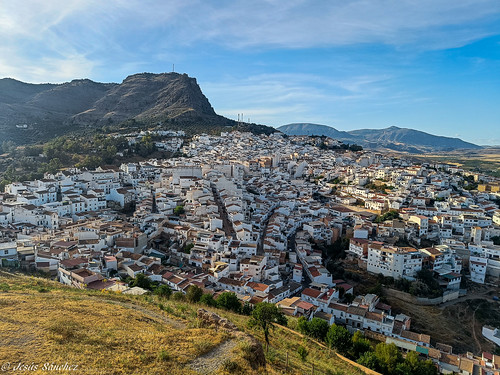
[{"left": 1, "top": 1, "right": 500, "bottom": 145}]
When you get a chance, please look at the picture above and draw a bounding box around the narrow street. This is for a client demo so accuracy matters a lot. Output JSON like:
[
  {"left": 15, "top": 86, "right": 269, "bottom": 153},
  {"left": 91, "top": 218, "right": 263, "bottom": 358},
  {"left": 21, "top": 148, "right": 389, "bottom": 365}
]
[
  {"left": 211, "top": 183, "right": 236, "bottom": 238},
  {"left": 257, "top": 206, "right": 276, "bottom": 255}
]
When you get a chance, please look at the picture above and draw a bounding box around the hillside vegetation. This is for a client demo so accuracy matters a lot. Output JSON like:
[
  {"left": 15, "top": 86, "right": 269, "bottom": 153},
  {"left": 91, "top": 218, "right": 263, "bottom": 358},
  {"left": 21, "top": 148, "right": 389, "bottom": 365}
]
[{"left": 0, "top": 270, "right": 363, "bottom": 375}]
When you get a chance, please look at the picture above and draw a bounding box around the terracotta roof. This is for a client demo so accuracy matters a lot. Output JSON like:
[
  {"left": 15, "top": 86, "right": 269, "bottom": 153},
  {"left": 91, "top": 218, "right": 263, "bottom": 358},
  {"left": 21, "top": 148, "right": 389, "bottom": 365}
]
[{"left": 302, "top": 288, "right": 321, "bottom": 299}]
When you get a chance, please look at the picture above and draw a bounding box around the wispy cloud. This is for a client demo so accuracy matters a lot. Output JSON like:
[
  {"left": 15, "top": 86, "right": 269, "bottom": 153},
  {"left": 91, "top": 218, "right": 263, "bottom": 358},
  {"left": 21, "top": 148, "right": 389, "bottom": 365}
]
[
  {"left": 1, "top": 0, "right": 499, "bottom": 82},
  {"left": 201, "top": 72, "right": 405, "bottom": 126}
]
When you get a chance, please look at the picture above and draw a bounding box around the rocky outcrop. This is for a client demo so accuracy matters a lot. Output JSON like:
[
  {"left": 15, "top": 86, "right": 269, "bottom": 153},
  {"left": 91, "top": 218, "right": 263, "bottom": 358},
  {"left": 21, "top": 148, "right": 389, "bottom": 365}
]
[
  {"left": 196, "top": 308, "right": 266, "bottom": 368},
  {"left": 197, "top": 308, "right": 238, "bottom": 331}
]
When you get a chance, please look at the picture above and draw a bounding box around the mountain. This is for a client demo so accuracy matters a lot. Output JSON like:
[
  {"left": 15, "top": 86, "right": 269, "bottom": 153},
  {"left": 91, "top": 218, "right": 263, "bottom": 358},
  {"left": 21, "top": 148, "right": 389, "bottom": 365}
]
[
  {"left": 278, "top": 123, "right": 481, "bottom": 152},
  {"left": 275, "top": 123, "right": 356, "bottom": 141},
  {"left": 70, "top": 73, "right": 221, "bottom": 126},
  {"left": 0, "top": 73, "right": 274, "bottom": 144}
]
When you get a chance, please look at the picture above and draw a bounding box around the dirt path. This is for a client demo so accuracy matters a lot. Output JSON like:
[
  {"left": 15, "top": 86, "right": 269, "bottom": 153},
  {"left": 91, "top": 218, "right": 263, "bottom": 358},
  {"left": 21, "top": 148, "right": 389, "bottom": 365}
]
[
  {"left": 438, "top": 287, "right": 497, "bottom": 309},
  {"left": 188, "top": 338, "right": 239, "bottom": 374},
  {"left": 471, "top": 306, "right": 481, "bottom": 354}
]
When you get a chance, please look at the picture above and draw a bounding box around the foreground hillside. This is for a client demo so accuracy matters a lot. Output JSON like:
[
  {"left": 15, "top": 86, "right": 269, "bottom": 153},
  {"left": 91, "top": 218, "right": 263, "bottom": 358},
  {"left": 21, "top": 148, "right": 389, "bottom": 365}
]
[{"left": 0, "top": 271, "right": 363, "bottom": 375}]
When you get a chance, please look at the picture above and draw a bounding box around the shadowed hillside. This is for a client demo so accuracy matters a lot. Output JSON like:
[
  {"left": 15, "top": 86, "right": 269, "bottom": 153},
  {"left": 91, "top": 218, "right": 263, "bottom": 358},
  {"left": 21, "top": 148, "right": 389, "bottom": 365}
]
[{"left": 0, "top": 73, "right": 274, "bottom": 145}]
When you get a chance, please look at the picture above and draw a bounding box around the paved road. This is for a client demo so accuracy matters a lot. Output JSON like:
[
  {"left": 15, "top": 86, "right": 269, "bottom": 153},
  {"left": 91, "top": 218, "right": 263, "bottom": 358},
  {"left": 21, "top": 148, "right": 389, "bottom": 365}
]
[
  {"left": 211, "top": 183, "right": 236, "bottom": 238},
  {"left": 256, "top": 206, "right": 276, "bottom": 255}
]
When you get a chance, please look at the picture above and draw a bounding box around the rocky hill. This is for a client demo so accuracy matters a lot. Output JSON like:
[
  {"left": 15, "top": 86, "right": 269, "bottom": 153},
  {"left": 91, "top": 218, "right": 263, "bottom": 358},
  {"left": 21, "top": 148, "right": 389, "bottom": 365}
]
[
  {"left": 0, "top": 73, "right": 273, "bottom": 145},
  {"left": 278, "top": 123, "right": 481, "bottom": 152}
]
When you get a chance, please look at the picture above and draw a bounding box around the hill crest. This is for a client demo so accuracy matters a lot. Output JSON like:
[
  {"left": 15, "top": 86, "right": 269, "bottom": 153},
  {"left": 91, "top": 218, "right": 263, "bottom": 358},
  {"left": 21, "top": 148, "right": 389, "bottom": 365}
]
[
  {"left": 278, "top": 123, "right": 481, "bottom": 152},
  {"left": 0, "top": 73, "right": 274, "bottom": 144}
]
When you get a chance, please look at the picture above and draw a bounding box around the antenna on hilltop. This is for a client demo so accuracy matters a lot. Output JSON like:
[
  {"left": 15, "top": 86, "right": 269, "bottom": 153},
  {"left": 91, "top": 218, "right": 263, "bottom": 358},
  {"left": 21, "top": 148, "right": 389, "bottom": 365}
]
[{"left": 172, "top": 64, "right": 175, "bottom": 72}]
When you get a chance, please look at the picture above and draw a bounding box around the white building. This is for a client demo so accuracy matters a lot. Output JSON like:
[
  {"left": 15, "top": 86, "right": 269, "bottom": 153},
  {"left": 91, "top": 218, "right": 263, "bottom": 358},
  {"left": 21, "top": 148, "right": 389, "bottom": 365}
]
[{"left": 367, "top": 244, "right": 423, "bottom": 279}]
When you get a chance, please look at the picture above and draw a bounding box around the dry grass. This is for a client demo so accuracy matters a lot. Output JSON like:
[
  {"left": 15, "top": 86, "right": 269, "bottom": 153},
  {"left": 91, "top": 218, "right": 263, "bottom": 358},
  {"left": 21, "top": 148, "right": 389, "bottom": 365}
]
[
  {"left": 0, "top": 270, "right": 363, "bottom": 375},
  {"left": 0, "top": 272, "right": 225, "bottom": 375}
]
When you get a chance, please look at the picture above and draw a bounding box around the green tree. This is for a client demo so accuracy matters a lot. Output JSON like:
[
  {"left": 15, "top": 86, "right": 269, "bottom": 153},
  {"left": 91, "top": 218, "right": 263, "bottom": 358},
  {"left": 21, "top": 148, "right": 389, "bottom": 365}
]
[
  {"left": 216, "top": 292, "right": 241, "bottom": 313},
  {"left": 200, "top": 293, "right": 217, "bottom": 307},
  {"left": 374, "top": 343, "right": 402, "bottom": 375},
  {"left": 174, "top": 205, "right": 185, "bottom": 215},
  {"left": 394, "top": 363, "right": 413, "bottom": 375},
  {"left": 241, "top": 302, "right": 253, "bottom": 315},
  {"left": 155, "top": 284, "right": 172, "bottom": 299},
  {"left": 130, "top": 273, "right": 152, "bottom": 290},
  {"left": 186, "top": 285, "right": 203, "bottom": 303},
  {"left": 135, "top": 134, "right": 156, "bottom": 157},
  {"left": 297, "top": 316, "right": 310, "bottom": 336},
  {"left": 374, "top": 210, "right": 400, "bottom": 223},
  {"left": 357, "top": 351, "right": 379, "bottom": 370},
  {"left": 401, "top": 351, "right": 437, "bottom": 375},
  {"left": 307, "top": 317, "right": 330, "bottom": 341},
  {"left": 326, "top": 324, "right": 352, "bottom": 355},
  {"left": 250, "top": 302, "right": 287, "bottom": 351},
  {"left": 344, "top": 293, "right": 355, "bottom": 304},
  {"left": 350, "top": 331, "right": 372, "bottom": 359}
]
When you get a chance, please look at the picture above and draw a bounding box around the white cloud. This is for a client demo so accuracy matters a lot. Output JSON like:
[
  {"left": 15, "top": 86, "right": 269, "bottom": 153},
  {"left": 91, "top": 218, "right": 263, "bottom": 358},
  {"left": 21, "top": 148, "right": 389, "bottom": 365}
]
[
  {"left": 201, "top": 72, "right": 401, "bottom": 126},
  {"left": 150, "top": 0, "right": 500, "bottom": 50},
  {"left": 0, "top": 0, "right": 498, "bottom": 87}
]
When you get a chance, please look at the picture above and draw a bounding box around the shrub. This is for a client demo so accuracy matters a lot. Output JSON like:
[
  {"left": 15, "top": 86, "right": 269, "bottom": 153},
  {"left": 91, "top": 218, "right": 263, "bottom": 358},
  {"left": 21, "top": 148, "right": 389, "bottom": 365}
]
[
  {"left": 297, "top": 316, "right": 310, "bottom": 335},
  {"left": 221, "top": 359, "right": 240, "bottom": 372},
  {"left": 241, "top": 302, "right": 253, "bottom": 315},
  {"left": 172, "top": 292, "right": 185, "bottom": 301},
  {"left": 357, "top": 351, "right": 379, "bottom": 370},
  {"left": 157, "top": 349, "right": 170, "bottom": 361},
  {"left": 46, "top": 319, "right": 80, "bottom": 343},
  {"left": 155, "top": 284, "right": 172, "bottom": 299},
  {"left": 297, "top": 345, "right": 309, "bottom": 362},
  {"left": 186, "top": 285, "right": 203, "bottom": 303},
  {"left": 216, "top": 292, "right": 241, "bottom": 313},
  {"left": 194, "top": 340, "right": 214, "bottom": 355},
  {"left": 0, "top": 282, "right": 10, "bottom": 292},
  {"left": 200, "top": 293, "right": 217, "bottom": 307}
]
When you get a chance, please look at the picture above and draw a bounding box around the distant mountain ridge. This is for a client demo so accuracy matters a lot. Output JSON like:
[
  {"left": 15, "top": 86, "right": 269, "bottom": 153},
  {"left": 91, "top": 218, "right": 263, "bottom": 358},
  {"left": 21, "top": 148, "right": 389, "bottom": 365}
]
[
  {"left": 278, "top": 123, "right": 481, "bottom": 152},
  {"left": 0, "top": 73, "right": 274, "bottom": 144}
]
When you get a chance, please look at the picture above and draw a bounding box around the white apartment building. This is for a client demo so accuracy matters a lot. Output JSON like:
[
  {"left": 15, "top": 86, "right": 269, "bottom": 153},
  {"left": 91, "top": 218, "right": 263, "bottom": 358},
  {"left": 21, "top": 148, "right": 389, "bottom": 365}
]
[
  {"left": 240, "top": 255, "right": 266, "bottom": 282},
  {"left": 0, "top": 242, "right": 17, "bottom": 259},
  {"left": 367, "top": 244, "right": 423, "bottom": 279},
  {"left": 408, "top": 215, "right": 429, "bottom": 236},
  {"left": 469, "top": 256, "right": 487, "bottom": 284}
]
